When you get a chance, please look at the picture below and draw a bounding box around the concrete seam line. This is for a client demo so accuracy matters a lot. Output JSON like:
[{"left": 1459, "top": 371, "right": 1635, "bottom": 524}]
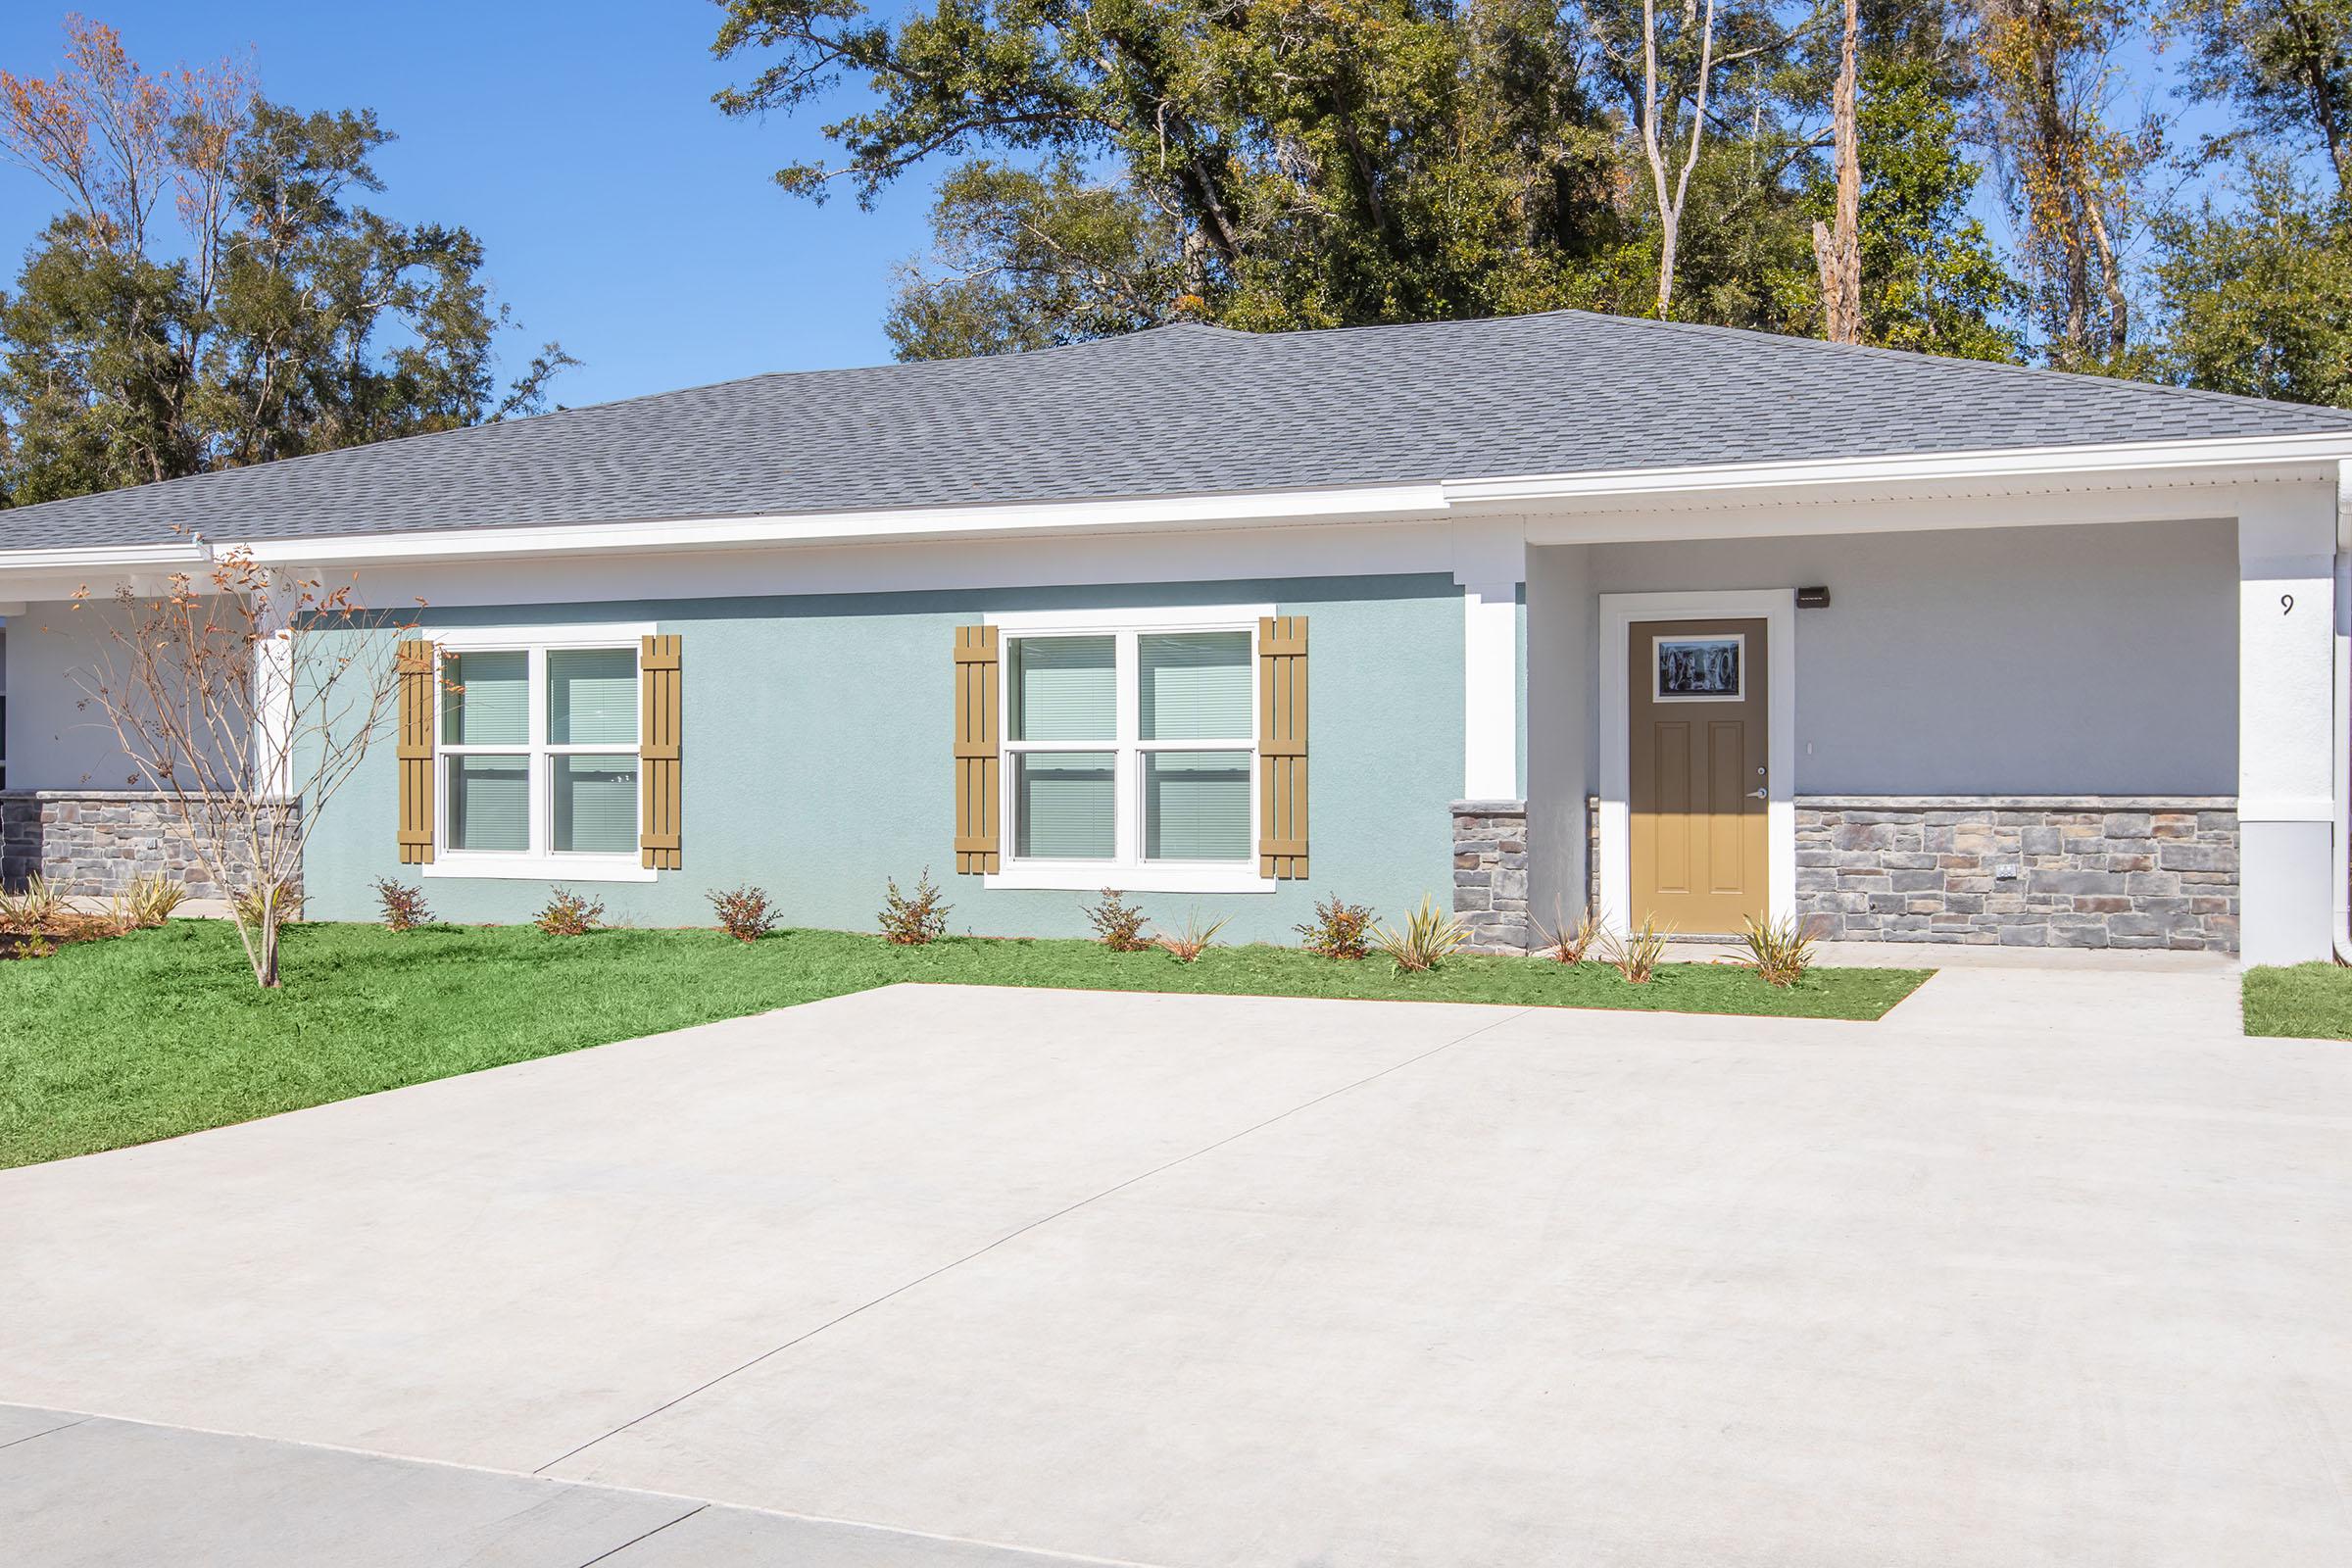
[
  {"left": 531, "top": 1005, "right": 1537, "bottom": 1476},
  {"left": 0, "top": 1416, "right": 85, "bottom": 1452},
  {"left": 574, "top": 1503, "right": 707, "bottom": 1567}
]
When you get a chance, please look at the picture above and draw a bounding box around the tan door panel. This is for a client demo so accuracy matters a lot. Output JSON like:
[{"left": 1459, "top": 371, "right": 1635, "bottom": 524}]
[{"left": 1629, "top": 618, "right": 1768, "bottom": 935}]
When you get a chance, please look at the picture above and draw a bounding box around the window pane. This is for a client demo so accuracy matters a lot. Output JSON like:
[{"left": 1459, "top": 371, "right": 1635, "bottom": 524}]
[
  {"left": 1141, "top": 631, "right": 1251, "bottom": 740},
  {"left": 549, "top": 648, "right": 638, "bottom": 745},
  {"left": 441, "top": 651, "right": 527, "bottom": 745},
  {"left": 553, "top": 754, "right": 639, "bottom": 855},
  {"left": 447, "top": 755, "right": 529, "bottom": 852},
  {"left": 1011, "top": 636, "right": 1114, "bottom": 741},
  {"left": 1015, "top": 752, "right": 1114, "bottom": 859},
  {"left": 1145, "top": 750, "right": 1251, "bottom": 861}
]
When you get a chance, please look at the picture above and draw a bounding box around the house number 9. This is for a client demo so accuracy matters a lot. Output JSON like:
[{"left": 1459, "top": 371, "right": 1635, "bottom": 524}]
[{"left": 2282, "top": 593, "right": 2295, "bottom": 614}]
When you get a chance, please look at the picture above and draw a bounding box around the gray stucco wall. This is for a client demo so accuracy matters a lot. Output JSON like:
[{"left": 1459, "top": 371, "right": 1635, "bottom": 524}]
[
  {"left": 3, "top": 604, "right": 164, "bottom": 792},
  {"left": 1581, "top": 516, "right": 2238, "bottom": 794},
  {"left": 299, "top": 574, "right": 1465, "bottom": 943}
]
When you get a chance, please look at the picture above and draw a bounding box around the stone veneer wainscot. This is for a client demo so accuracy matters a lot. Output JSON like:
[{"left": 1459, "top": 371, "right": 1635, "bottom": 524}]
[
  {"left": 0, "top": 790, "right": 300, "bottom": 900},
  {"left": 1450, "top": 799, "right": 1531, "bottom": 955},
  {"left": 1796, "top": 796, "right": 2238, "bottom": 951}
]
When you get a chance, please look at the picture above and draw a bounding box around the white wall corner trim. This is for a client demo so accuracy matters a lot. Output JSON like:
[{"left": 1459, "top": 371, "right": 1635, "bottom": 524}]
[
  {"left": 1596, "top": 588, "right": 1797, "bottom": 936},
  {"left": 2238, "top": 486, "right": 2339, "bottom": 962},
  {"left": 1453, "top": 521, "right": 1527, "bottom": 801}
]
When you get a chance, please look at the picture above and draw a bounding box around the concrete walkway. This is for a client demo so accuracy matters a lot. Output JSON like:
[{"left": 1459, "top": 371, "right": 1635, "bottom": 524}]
[{"left": 3, "top": 972, "right": 2346, "bottom": 1565}]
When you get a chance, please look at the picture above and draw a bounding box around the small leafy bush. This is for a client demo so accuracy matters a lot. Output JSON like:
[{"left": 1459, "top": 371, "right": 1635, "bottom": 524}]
[
  {"left": 1295, "top": 894, "right": 1375, "bottom": 959},
  {"left": 232, "top": 882, "right": 304, "bottom": 928},
  {"left": 1599, "top": 913, "right": 1671, "bottom": 983},
  {"left": 1542, "top": 905, "right": 1600, "bottom": 964},
  {"left": 534, "top": 887, "right": 605, "bottom": 936},
  {"left": 1372, "top": 895, "right": 1469, "bottom": 973},
  {"left": 1155, "top": 910, "right": 1229, "bottom": 962},
  {"left": 373, "top": 878, "right": 433, "bottom": 933},
  {"left": 708, "top": 884, "right": 779, "bottom": 943},
  {"left": 1739, "top": 912, "right": 1818, "bottom": 988},
  {"left": 879, "top": 869, "right": 951, "bottom": 946},
  {"left": 1084, "top": 889, "right": 1152, "bottom": 951},
  {"left": 0, "top": 873, "right": 64, "bottom": 932},
  {"left": 109, "top": 875, "right": 187, "bottom": 931}
]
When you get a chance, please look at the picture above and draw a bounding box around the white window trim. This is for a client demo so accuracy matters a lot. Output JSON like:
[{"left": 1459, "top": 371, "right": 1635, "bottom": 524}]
[
  {"left": 422, "top": 621, "right": 660, "bottom": 883},
  {"left": 1596, "top": 590, "right": 1795, "bottom": 936},
  {"left": 982, "top": 605, "right": 1278, "bottom": 895}
]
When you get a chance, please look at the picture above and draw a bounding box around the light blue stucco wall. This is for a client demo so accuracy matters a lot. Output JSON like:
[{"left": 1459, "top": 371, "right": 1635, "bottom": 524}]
[{"left": 302, "top": 574, "right": 1465, "bottom": 943}]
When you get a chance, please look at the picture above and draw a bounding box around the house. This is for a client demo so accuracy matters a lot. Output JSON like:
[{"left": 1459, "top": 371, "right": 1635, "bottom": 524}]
[{"left": 3, "top": 311, "right": 2350, "bottom": 963}]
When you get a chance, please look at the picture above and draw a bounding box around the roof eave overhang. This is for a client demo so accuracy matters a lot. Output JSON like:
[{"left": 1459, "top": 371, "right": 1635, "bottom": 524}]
[{"left": 4, "top": 430, "right": 2349, "bottom": 584}]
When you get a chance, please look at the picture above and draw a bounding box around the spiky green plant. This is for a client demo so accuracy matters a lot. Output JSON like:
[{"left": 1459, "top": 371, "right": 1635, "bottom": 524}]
[
  {"left": 1372, "top": 895, "right": 1471, "bottom": 973},
  {"left": 1739, "top": 912, "right": 1818, "bottom": 988},
  {"left": 1599, "top": 913, "right": 1672, "bottom": 983}
]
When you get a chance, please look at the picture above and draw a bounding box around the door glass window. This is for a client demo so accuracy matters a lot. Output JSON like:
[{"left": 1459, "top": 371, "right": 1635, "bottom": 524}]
[{"left": 1655, "top": 636, "right": 1742, "bottom": 700}]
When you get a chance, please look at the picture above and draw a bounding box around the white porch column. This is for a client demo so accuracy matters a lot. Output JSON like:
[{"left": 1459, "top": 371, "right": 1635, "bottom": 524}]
[
  {"left": 2237, "top": 483, "right": 2338, "bottom": 965},
  {"left": 1454, "top": 521, "right": 1527, "bottom": 800}
]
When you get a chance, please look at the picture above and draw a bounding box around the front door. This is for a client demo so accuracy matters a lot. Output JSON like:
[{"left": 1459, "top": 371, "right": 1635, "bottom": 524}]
[{"left": 1629, "top": 618, "right": 1769, "bottom": 935}]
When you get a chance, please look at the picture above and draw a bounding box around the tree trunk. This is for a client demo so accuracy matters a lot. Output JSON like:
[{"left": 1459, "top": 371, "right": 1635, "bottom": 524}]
[
  {"left": 257, "top": 908, "right": 281, "bottom": 989},
  {"left": 1811, "top": 0, "right": 1863, "bottom": 342}
]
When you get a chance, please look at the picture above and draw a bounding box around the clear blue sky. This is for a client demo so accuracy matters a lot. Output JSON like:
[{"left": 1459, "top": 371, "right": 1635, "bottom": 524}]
[{"left": 0, "top": 1, "right": 925, "bottom": 409}]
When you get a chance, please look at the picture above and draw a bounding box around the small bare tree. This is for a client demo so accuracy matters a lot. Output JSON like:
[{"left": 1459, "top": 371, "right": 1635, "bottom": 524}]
[{"left": 73, "top": 547, "right": 415, "bottom": 987}]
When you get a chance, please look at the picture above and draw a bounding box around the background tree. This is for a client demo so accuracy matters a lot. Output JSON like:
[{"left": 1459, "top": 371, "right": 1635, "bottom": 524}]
[
  {"left": 1971, "top": 0, "right": 2154, "bottom": 370},
  {"left": 0, "top": 19, "right": 571, "bottom": 508},
  {"left": 1851, "top": 54, "right": 2020, "bottom": 356},
  {"left": 2150, "top": 157, "right": 2352, "bottom": 404},
  {"left": 1813, "top": 0, "right": 1864, "bottom": 339},
  {"left": 2160, "top": 0, "right": 2350, "bottom": 194}
]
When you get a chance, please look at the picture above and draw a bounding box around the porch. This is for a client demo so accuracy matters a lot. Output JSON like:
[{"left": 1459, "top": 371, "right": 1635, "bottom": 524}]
[{"left": 1446, "top": 466, "right": 2345, "bottom": 966}]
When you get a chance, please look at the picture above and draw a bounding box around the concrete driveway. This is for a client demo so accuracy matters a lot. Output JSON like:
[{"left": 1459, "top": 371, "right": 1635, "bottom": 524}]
[{"left": 3, "top": 970, "right": 2346, "bottom": 1566}]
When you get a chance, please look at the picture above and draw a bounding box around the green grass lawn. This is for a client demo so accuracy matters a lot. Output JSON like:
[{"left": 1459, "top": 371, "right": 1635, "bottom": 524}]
[
  {"left": 2241, "top": 962, "right": 2352, "bottom": 1039},
  {"left": 0, "top": 921, "right": 1931, "bottom": 1169}
]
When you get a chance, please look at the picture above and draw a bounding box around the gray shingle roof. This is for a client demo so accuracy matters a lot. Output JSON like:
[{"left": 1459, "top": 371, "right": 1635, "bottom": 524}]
[{"left": 6, "top": 310, "right": 2350, "bottom": 551}]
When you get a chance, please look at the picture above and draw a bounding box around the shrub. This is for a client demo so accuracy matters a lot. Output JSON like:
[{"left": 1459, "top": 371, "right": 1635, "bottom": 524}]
[
  {"left": 109, "top": 875, "right": 187, "bottom": 931},
  {"left": 1155, "top": 911, "right": 1229, "bottom": 962},
  {"left": 373, "top": 878, "right": 433, "bottom": 933},
  {"left": 1371, "top": 895, "right": 1470, "bottom": 973},
  {"left": 534, "top": 887, "right": 605, "bottom": 936},
  {"left": 1295, "top": 894, "right": 1375, "bottom": 959},
  {"left": 1084, "top": 889, "right": 1151, "bottom": 951},
  {"left": 0, "top": 873, "right": 64, "bottom": 933},
  {"left": 1598, "top": 913, "right": 1671, "bottom": 983},
  {"left": 231, "top": 882, "right": 305, "bottom": 928},
  {"left": 879, "top": 869, "right": 951, "bottom": 946},
  {"left": 1739, "top": 912, "right": 1818, "bottom": 988},
  {"left": 1542, "top": 905, "right": 1600, "bottom": 964},
  {"left": 708, "top": 884, "right": 779, "bottom": 943}
]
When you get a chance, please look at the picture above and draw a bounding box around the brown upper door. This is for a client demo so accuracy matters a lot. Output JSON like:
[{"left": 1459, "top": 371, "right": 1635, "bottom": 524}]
[{"left": 1629, "top": 618, "right": 1768, "bottom": 936}]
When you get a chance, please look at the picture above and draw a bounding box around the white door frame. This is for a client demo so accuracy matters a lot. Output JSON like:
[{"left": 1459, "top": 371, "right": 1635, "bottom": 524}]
[{"left": 1597, "top": 589, "right": 1797, "bottom": 935}]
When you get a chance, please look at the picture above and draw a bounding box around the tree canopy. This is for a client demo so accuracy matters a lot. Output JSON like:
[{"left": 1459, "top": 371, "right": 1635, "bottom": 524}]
[
  {"left": 713, "top": 0, "right": 2352, "bottom": 408},
  {"left": 0, "top": 20, "right": 571, "bottom": 509}
]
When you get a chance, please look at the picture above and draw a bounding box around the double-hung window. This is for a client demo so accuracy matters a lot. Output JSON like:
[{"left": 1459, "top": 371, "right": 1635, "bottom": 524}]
[
  {"left": 990, "top": 606, "right": 1272, "bottom": 894},
  {"left": 429, "top": 624, "right": 657, "bottom": 881}
]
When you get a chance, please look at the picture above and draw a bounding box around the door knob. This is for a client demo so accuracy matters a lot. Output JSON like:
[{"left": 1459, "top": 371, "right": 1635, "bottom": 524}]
[{"left": 1745, "top": 788, "right": 1768, "bottom": 799}]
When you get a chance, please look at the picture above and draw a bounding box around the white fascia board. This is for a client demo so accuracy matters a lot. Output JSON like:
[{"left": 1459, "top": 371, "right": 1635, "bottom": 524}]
[
  {"left": 233, "top": 483, "right": 1454, "bottom": 566},
  {"left": 0, "top": 540, "right": 211, "bottom": 574},
  {"left": 1446, "top": 431, "right": 2352, "bottom": 509}
]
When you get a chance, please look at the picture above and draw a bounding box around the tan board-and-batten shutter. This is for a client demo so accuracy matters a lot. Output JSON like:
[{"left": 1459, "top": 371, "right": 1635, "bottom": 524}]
[
  {"left": 640, "top": 635, "right": 683, "bottom": 869},
  {"left": 395, "top": 639, "right": 435, "bottom": 864},
  {"left": 1257, "top": 615, "right": 1308, "bottom": 879},
  {"left": 953, "top": 625, "right": 1001, "bottom": 873}
]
